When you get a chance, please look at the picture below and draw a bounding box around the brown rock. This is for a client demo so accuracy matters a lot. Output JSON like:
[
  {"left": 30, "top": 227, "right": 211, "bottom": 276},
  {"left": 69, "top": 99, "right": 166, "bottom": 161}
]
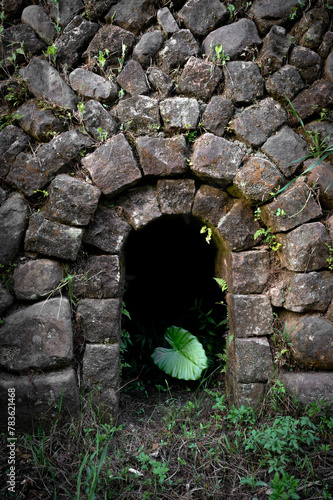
[
  {"left": 227, "top": 293, "right": 274, "bottom": 338},
  {"left": 220, "top": 250, "right": 270, "bottom": 294},
  {"left": 76, "top": 298, "right": 121, "bottom": 343},
  {"left": 105, "top": 0, "right": 155, "bottom": 35},
  {"left": 228, "top": 336, "right": 273, "bottom": 383},
  {"left": 82, "top": 343, "right": 120, "bottom": 389},
  {"left": 192, "top": 185, "right": 230, "bottom": 226},
  {"left": 13, "top": 259, "right": 64, "bottom": 301},
  {"left": 190, "top": 133, "right": 244, "bottom": 187},
  {"left": 177, "top": 57, "right": 222, "bottom": 101},
  {"left": 156, "top": 179, "right": 196, "bottom": 215},
  {"left": 217, "top": 200, "right": 261, "bottom": 251},
  {"left": 74, "top": 255, "right": 123, "bottom": 299},
  {"left": 84, "top": 206, "right": 131, "bottom": 254},
  {"left": 136, "top": 135, "right": 187, "bottom": 177},
  {"left": 0, "top": 298, "right": 73, "bottom": 371},
  {"left": 281, "top": 372, "right": 333, "bottom": 409},
  {"left": 290, "top": 80, "right": 333, "bottom": 124},
  {"left": 118, "top": 185, "right": 162, "bottom": 230},
  {"left": 82, "top": 134, "right": 142, "bottom": 197},
  {"left": 201, "top": 97, "right": 234, "bottom": 137},
  {"left": 116, "top": 59, "right": 149, "bottom": 96},
  {"left": 44, "top": 174, "right": 101, "bottom": 227}
]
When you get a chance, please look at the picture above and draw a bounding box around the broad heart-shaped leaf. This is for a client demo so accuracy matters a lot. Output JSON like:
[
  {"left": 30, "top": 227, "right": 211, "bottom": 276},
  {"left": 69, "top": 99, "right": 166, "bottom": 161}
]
[{"left": 151, "top": 326, "right": 208, "bottom": 381}]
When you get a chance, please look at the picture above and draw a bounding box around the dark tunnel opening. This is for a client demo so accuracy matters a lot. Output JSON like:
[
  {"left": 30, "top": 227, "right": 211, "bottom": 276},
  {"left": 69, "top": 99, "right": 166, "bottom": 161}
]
[{"left": 122, "top": 215, "right": 227, "bottom": 384}]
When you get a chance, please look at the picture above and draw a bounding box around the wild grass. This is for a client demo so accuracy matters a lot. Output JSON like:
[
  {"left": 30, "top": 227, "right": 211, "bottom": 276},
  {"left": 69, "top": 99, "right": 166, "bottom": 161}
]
[{"left": 1, "top": 374, "right": 332, "bottom": 499}]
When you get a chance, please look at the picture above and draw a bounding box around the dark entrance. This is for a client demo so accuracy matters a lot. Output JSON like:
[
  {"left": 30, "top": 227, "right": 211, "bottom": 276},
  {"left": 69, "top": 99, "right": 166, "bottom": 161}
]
[{"left": 122, "top": 215, "right": 227, "bottom": 380}]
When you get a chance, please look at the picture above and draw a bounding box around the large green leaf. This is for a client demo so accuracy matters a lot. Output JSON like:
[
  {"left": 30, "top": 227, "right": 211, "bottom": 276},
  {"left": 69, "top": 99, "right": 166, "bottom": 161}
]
[{"left": 151, "top": 326, "right": 208, "bottom": 380}]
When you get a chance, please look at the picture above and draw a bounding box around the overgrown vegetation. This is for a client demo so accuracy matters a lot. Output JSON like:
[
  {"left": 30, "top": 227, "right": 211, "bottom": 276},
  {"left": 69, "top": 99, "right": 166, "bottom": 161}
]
[{"left": 1, "top": 377, "right": 332, "bottom": 499}]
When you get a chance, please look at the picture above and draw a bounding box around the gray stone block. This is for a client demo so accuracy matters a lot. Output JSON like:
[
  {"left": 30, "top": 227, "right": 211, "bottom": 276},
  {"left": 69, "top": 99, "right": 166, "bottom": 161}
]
[{"left": 227, "top": 293, "right": 273, "bottom": 338}]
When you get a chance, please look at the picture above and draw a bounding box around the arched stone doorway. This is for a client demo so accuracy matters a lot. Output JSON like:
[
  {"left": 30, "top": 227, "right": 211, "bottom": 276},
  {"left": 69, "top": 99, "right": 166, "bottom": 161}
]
[{"left": 77, "top": 180, "right": 275, "bottom": 414}]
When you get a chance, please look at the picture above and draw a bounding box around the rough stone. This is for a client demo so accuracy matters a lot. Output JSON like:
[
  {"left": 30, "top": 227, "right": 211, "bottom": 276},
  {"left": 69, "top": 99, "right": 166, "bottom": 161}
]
[
  {"left": 20, "top": 58, "right": 78, "bottom": 111},
  {"left": 0, "top": 189, "right": 6, "bottom": 205},
  {"left": 201, "top": 97, "right": 234, "bottom": 137},
  {"left": 291, "top": 7, "right": 330, "bottom": 51},
  {"left": 226, "top": 373, "right": 265, "bottom": 408},
  {"left": 21, "top": 5, "right": 56, "bottom": 46},
  {"left": 7, "top": 130, "right": 92, "bottom": 196},
  {"left": 115, "top": 96, "right": 160, "bottom": 135},
  {"left": 178, "top": 0, "right": 228, "bottom": 37},
  {"left": 132, "top": 31, "right": 165, "bottom": 68},
  {"left": 223, "top": 61, "right": 264, "bottom": 105},
  {"left": 229, "top": 337, "right": 273, "bottom": 383},
  {"left": 325, "top": 49, "right": 333, "bottom": 84},
  {"left": 157, "top": 179, "right": 196, "bottom": 215},
  {"left": 69, "top": 68, "right": 118, "bottom": 103},
  {"left": 0, "top": 284, "right": 13, "bottom": 316},
  {"left": 24, "top": 212, "right": 83, "bottom": 262},
  {"left": 326, "top": 214, "right": 333, "bottom": 241},
  {"left": 136, "top": 135, "right": 187, "bottom": 177},
  {"left": 0, "top": 25, "right": 46, "bottom": 70},
  {"left": 289, "top": 46, "right": 322, "bottom": 84},
  {"left": 290, "top": 80, "right": 333, "bottom": 124},
  {"left": 157, "top": 7, "right": 179, "bottom": 35},
  {"left": 82, "top": 133, "right": 141, "bottom": 196},
  {"left": 0, "top": 125, "right": 29, "bottom": 178},
  {"left": 289, "top": 316, "right": 333, "bottom": 369},
  {"left": 83, "top": 343, "right": 120, "bottom": 390},
  {"left": 281, "top": 372, "right": 333, "bottom": 410},
  {"left": 160, "top": 97, "right": 200, "bottom": 130},
  {"left": 260, "top": 178, "right": 322, "bottom": 233},
  {"left": 82, "top": 99, "right": 118, "bottom": 141},
  {"left": 118, "top": 185, "right": 162, "bottom": 230},
  {"left": 190, "top": 133, "right": 244, "bottom": 187},
  {"left": 0, "top": 298, "right": 73, "bottom": 371},
  {"left": 105, "top": 0, "right": 155, "bottom": 35},
  {"left": 217, "top": 200, "right": 261, "bottom": 251},
  {"left": 76, "top": 298, "right": 121, "bottom": 343},
  {"left": 220, "top": 250, "right": 270, "bottom": 294},
  {"left": 75, "top": 0, "right": 115, "bottom": 21},
  {"left": 319, "top": 31, "right": 333, "bottom": 60},
  {"left": 202, "top": 19, "right": 261, "bottom": 61},
  {"left": 305, "top": 121, "right": 333, "bottom": 153},
  {"left": 16, "top": 99, "right": 64, "bottom": 142},
  {"left": 227, "top": 293, "right": 274, "bottom": 338},
  {"left": 0, "top": 368, "right": 80, "bottom": 431},
  {"left": 2, "top": 0, "right": 22, "bottom": 21},
  {"left": 265, "top": 65, "right": 305, "bottom": 102},
  {"left": 74, "top": 255, "right": 123, "bottom": 298},
  {"left": 192, "top": 185, "right": 230, "bottom": 226},
  {"left": 306, "top": 159, "right": 333, "bottom": 210},
  {"left": 177, "top": 57, "right": 222, "bottom": 101},
  {"left": 274, "top": 270, "right": 333, "bottom": 312},
  {"left": 248, "top": 0, "right": 307, "bottom": 36},
  {"left": 116, "top": 59, "right": 149, "bottom": 96},
  {"left": 84, "top": 206, "right": 131, "bottom": 254},
  {"left": 276, "top": 222, "right": 331, "bottom": 272},
  {"left": 231, "top": 156, "right": 285, "bottom": 204},
  {"left": 13, "top": 259, "right": 64, "bottom": 301},
  {"left": 55, "top": 15, "right": 99, "bottom": 69},
  {"left": 44, "top": 174, "right": 101, "bottom": 226},
  {"left": 49, "top": 0, "right": 84, "bottom": 29},
  {"left": 157, "top": 29, "right": 199, "bottom": 72},
  {"left": 229, "top": 98, "right": 287, "bottom": 147},
  {"left": 256, "top": 26, "right": 292, "bottom": 76},
  {"left": 0, "top": 194, "right": 28, "bottom": 265},
  {"left": 261, "top": 126, "right": 309, "bottom": 178},
  {"left": 147, "top": 67, "right": 173, "bottom": 96},
  {"left": 83, "top": 25, "right": 137, "bottom": 68}
]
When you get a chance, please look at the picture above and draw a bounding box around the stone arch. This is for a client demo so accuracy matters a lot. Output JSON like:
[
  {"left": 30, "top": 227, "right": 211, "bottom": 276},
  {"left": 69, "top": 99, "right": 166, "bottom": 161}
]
[{"left": 76, "top": 179, "right": 275, "bottom": 415}]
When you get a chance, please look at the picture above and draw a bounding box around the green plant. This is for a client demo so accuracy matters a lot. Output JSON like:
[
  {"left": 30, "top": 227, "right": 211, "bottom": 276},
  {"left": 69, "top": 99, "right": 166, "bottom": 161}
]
[
  {"left": 326, "top": 244, "right": 333, "bottom": 270},
  {"left": 269, "top": 472, "right": 300, "bottom": 499},
  {"left": 76, "top": 440, "right": 109, "bottom": 500},
  {"left": 0, "top": 262, "right": 17, "bottom": 290},
  {"left": 97, "top": 127, "right": 108, "bottom": 142},
  {"left": 211, "top": 42, "right": 230, "bottom": 65},
  {"left": 254, "top": 227, "right": 281, "bottom": 251},
  {"left": 33, "top": 189, "right": 49, "bottom": 197},
  {"left": 152, "top": 326, "right": 208, "bottom": 380},
  {"left": 240, "top": 475, "right": 268, "bottom": 490},
  {"left": 0, "top": 111, "right": 22, "bottom": 131},
  {"left": 45, "top": 43, "right": 57, "bottom": 63},
  {"left": 200, "top": 225, "right": 212, "bottom": 244},
  {"left": 94, "top": 49, "right": 110, "bottom": 70},
  {"left": 227, "top": 4, "right": 236, "bottom": 19},
  {"left": 184, "top": 126, "right": 197, "bottom": 142},
  {"left": 118, "top": 43, "right": 127, "bottom": 72}
]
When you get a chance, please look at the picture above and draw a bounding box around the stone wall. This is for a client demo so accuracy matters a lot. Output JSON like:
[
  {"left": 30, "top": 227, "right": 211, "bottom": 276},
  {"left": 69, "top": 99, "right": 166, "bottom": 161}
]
[{"left": 0, "top": 0, "right": 333, "bottom": 430}]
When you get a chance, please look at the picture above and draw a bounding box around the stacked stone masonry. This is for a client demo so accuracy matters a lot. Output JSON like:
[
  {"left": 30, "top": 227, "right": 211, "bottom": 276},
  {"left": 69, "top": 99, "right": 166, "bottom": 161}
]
[{"left": 0, "top": 0, "right": 333, "bottom": 430}]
